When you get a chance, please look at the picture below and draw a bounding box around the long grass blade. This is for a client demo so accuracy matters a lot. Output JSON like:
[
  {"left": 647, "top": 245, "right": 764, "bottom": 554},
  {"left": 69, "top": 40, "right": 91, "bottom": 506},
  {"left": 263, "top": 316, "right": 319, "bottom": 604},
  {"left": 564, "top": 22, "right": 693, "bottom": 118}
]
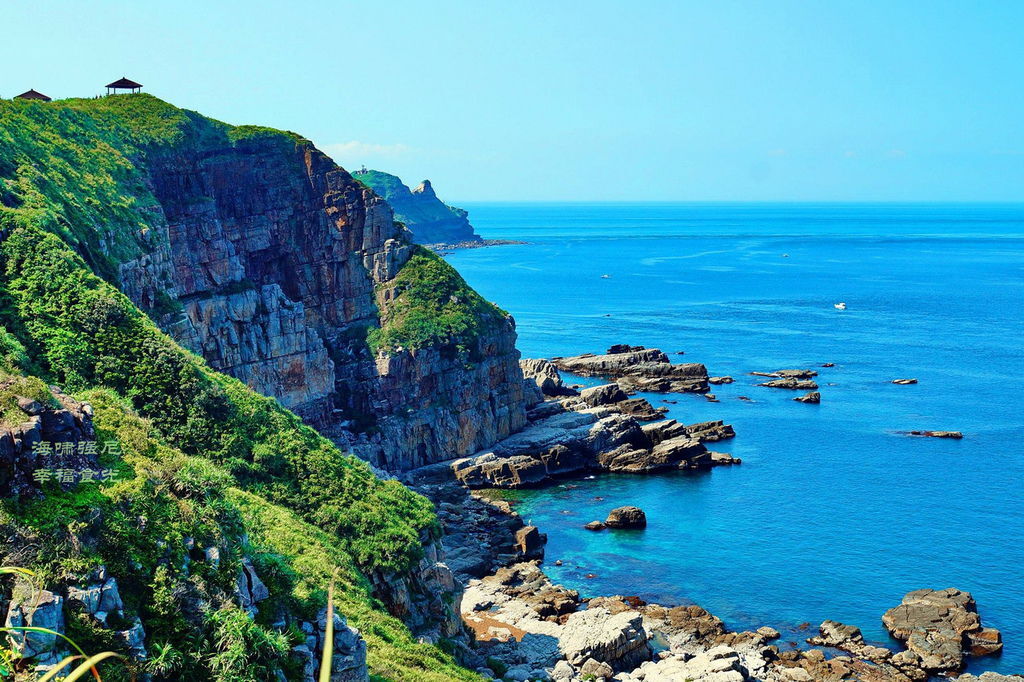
[
  {"left": 318, "top": 568, "right": 340, "bottom": 682},
  {"left": 37, "top": 654, "right": 84, "bottom": 682},
  {"left": 0, "top": 567, "right": 36, "bottom": 579},
  {"left": 0, "top": 627, "right": 103, "bottom": 681},
  {"left": 59, "top": 651, "right": 123, "bottom": 682}
]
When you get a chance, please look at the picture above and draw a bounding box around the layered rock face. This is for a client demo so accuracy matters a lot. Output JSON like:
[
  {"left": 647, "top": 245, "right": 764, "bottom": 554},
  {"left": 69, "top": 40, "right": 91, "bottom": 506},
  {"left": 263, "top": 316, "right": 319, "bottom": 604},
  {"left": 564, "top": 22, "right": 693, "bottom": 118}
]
[{"left": 118, "top": 129, "right": 526, "bottom": 471}]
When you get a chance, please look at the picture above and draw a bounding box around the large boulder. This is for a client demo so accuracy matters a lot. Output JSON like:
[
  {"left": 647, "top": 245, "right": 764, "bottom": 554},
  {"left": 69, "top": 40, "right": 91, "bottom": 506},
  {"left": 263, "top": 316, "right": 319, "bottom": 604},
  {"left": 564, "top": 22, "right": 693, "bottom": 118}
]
[
  {"left": 604, "top": 506, "right": 647, "bottom": 529},
  {"left": 514, "top": 526, "right": 547, "bottom": 559},
  {"left": 4, "top": 585, "right": 66, "bottom": 666},
  {"left": 580, "top": 384, "right": 630, "bottom": 407},
  {"left": 630, "top": 645, "right": 748, "bottom": 682},
  {"left": 882, "top": 588, "right": 1002, "bottom": 673},
  {"left": 520, "top": 358, "right": 577, "bottom": 398},
  {"left": 558, "top": 608, "right": 651, "bottom": 671},
  {"left": 236, "top": 557, "right": 271, "bottom": 616}
]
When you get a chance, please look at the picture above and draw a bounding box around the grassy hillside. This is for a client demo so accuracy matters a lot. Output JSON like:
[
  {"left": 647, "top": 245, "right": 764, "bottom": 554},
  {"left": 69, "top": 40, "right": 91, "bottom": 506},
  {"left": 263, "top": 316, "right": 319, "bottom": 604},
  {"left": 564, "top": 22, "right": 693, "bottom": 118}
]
[
  {"left": 0, "top": 95, "right": 482, "bottom": 680},
  {"left": 369, "top": 246, "right": 508, "bottom": 357}
]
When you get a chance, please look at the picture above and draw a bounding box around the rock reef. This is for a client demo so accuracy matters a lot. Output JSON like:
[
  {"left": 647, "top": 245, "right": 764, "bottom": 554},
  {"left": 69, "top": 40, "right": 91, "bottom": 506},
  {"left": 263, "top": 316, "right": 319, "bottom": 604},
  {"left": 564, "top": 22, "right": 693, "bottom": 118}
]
[{"left": 551, "top": 346, "right": 710, "bottom": 394}]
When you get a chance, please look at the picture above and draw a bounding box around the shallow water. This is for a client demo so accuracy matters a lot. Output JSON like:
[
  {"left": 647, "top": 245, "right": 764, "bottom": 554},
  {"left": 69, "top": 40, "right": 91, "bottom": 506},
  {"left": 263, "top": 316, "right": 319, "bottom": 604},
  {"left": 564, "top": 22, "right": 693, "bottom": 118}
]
[{"left": 446, "top": 202, "right": 1024, "bottom": 674}]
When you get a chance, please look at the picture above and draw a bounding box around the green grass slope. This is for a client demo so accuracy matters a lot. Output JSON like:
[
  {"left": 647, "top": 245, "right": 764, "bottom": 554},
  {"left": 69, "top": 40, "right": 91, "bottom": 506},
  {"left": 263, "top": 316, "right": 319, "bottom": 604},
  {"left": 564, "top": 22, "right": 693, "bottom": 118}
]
[{"left": 0, "top": 95, "right": 482, "bottom": 680}]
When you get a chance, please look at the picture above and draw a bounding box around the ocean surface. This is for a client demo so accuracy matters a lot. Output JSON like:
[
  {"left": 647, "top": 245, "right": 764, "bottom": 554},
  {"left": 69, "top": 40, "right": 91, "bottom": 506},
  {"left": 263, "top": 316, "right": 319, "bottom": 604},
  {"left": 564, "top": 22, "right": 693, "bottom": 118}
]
[{"left": 445, "top": 202, "right": 1024, "bottom": 675}]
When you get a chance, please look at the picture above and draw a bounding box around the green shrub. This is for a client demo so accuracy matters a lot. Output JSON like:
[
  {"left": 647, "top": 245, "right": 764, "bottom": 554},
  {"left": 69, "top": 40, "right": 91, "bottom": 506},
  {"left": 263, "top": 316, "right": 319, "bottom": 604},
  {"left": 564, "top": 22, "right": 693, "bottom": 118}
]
[
  {"left": 206, "top": 605, "right": 291, "bottom": 682},
  {"left": 368, "top": 246, "right": 508, "bottom": 356}
]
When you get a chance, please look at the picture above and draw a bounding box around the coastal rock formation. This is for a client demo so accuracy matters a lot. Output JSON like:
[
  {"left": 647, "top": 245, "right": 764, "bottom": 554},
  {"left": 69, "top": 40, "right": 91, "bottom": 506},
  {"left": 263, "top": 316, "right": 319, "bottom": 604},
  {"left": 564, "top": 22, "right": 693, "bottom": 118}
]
[
  {"left": 410, "top": 482, "right": 548, "bottom": 581},
  {"left": 448, "top": 407, "right": 735, "bottom": 488},
  {"left": 604, "top": 506, "right": 647, "bottom": 529},
  {"left": 558, "top": 608, "right": 651, "bottom": 671},
  {"left": 114, "top": 121, "right": 529, "bottom": 473},
  {"left": 551, "top": 346, "right": 710, "bottom": 394},
  {"left": 752, "top": 369, "right": 819, "bottom": 379},
  {"left": 882, "top": 588, "right": 1002, "bottom": 673},
  {"left": 794, "top": 391, "right": 821, "bottom": 404},
  {"left": 806, "top": 620, "right": 893, "bottom": 663},
  {"left": 368, "top": 535, "right": 464, "bottom": 640},
  {"left": 758, "top": 378, "right": 820, "bottom": 390},
  {"left": 351, "top": 170, "right": 482, "bottom": 246},
  {"left": 628, "top": 645, "right": 749, "bottom": 682},
  {"left": 908, "top": 430, "right": 963, "bottom": 439},
  {"left": 461, "top": 560, "right": 969, "bottom": 682},
  {"left": 521, "top": 358, "right": 578, "bottom": 398}
]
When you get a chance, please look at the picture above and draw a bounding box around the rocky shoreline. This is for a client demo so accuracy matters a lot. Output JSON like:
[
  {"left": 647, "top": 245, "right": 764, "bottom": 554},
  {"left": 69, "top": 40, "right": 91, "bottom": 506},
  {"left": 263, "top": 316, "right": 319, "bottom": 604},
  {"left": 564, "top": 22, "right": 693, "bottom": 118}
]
[
  {"left": 405, "top": 345, "right": 1008, "bottom": 682},
  {"left": 453, "top": 556, "right": 1009, "bottom": 682},
  {"left": 430, "top": 238, "right": 531, "bottom": 252}
]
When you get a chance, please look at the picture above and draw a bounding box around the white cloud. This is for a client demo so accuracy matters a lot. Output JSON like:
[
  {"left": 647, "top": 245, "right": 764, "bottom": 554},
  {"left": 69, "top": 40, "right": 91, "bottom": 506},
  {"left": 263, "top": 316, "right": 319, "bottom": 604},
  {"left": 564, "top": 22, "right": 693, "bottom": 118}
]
[{"left": 322, "top": 141, "right": 412, "bottom": 163}]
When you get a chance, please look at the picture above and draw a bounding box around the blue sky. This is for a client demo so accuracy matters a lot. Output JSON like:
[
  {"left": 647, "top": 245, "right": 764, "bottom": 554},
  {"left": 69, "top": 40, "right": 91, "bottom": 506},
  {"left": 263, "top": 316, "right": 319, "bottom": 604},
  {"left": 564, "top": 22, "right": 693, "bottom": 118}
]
[{"left": 4, "top": 1, "right": 1024, "bottom": 201}]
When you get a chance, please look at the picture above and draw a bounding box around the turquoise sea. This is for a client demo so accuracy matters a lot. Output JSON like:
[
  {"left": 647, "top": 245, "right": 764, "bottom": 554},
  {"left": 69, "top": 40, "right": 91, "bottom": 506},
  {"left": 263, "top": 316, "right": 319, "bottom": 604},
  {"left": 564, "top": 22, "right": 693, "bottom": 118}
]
[{"left": 446, "top": 203, "right": 1024, "bottom": 675}]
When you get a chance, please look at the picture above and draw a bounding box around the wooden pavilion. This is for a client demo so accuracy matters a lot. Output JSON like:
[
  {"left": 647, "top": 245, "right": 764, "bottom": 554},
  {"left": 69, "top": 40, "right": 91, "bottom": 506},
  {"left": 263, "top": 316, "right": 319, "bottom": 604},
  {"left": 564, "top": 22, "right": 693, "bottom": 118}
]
[
  {"left": 15, "top": 89, "right": 52, "bottom": 102},
  {"left": 106, "top": 77, "right": 142, "bottom": 95}
]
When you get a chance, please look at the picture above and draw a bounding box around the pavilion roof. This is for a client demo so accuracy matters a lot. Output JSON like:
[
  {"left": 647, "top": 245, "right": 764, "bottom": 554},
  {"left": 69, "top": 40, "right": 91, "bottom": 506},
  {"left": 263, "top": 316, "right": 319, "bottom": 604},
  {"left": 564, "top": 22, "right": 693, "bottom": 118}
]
[
  {"left": 106, "top": 77, "right": 142, "bottom": 89},
  {"left": 15, "top": 89, "right": 51, "bottom": 102}
]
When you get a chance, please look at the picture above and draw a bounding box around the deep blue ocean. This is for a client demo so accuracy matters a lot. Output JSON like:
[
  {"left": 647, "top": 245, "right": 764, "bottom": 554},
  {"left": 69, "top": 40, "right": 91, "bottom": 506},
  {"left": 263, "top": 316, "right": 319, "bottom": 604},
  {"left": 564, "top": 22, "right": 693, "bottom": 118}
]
[{"left": 446, "top": 203, "right": 1024, "bottom": 674}]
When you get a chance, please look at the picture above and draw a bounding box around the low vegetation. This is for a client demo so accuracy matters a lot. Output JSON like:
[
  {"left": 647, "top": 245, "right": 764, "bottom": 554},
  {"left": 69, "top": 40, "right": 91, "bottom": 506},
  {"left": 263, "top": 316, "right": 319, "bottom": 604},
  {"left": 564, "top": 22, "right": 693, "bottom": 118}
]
[
  {"left": 369, "top": 246, "right": 508, "bottom": 357},
  {"left": 0, "top": 95, "right": 481, "bottom": 680}
]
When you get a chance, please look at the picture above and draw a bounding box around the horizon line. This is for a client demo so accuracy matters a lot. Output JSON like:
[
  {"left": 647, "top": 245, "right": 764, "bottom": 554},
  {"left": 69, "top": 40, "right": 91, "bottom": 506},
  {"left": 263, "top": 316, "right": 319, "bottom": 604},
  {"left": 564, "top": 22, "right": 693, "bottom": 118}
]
[{"left": 449, "top": 199, "right": 1024, "bottom": 205}]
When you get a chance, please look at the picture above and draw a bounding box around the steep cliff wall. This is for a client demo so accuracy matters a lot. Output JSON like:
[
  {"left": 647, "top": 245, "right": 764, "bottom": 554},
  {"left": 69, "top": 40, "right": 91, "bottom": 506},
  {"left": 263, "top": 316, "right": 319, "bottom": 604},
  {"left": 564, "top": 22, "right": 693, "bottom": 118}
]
[
  {"left": 352, "top": 170, "right": 481, "bottom": 245},
  {"left": 0, "top": 95, "right": 490, "bottom": 679},
  {"left": 107, "top": 105, "right": 526, "bottom": 471}
]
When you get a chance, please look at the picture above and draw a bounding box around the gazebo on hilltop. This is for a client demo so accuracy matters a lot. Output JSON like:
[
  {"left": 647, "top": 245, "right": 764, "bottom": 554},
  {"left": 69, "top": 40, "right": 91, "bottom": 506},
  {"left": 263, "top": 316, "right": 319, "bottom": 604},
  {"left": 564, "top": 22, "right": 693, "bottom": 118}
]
[
  {"left": 106, "top": 77, "right": 142, "bottom": 95},
  {"left": 15, "top": 89, "right": 52, "bottom": 102}
]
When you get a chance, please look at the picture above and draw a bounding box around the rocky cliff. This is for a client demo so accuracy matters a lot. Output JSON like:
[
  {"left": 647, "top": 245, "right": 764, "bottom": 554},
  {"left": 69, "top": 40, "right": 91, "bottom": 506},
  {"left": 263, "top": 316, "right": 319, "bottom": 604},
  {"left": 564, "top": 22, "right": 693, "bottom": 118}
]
[
  {"left": 0, "top": 94, "right": 505, "bottom": 680},
  {"left": 112, "top": 109, "right": 526, "bottom": 471},
  {"left": 352, "top": 169, "right": 482, "bottom": 245}
]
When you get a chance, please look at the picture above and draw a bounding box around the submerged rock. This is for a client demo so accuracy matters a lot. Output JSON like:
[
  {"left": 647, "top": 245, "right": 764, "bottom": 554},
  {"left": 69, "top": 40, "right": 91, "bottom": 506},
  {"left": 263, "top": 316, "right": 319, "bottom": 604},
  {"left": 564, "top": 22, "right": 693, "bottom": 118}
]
[{"left": 908, "top": 430, "right": 963, "bottom": 439}]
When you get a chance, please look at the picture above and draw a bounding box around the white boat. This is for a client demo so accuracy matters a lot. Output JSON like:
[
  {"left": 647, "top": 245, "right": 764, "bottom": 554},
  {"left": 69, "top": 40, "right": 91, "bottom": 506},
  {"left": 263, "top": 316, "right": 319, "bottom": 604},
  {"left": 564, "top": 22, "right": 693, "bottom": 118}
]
[
  {"left": 834, "top": 302, "right": 847, "bottom": 310},
  {"left": 601, "top": 274, "right": 611, "bottom": 279}
]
